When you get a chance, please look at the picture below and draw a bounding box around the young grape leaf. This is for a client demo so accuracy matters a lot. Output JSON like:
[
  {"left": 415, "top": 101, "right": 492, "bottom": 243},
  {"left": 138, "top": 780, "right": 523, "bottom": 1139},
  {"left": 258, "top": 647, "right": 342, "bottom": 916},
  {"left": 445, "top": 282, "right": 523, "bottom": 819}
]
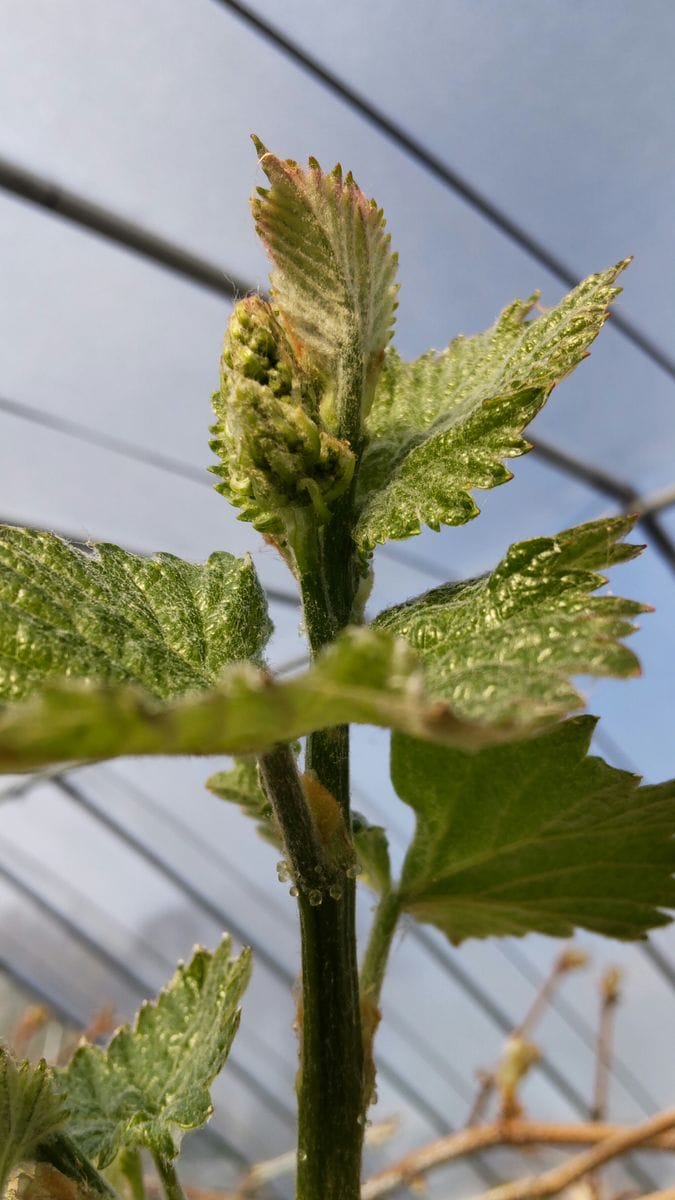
[
  {"left": 351, "top": 814, "right": 391, "bottom": 895},
  {"left": 375, "top": 516, "right": 647, "bottom": 727},
  {"left": 393, "top": 717, "right": 675, "bottom": 942},
  {"left": 58, "top": 938, "right": 251, "bottom": 1168},
  {"left": 0, "top": 630, "right": 517, "bottom": 774},
  {"left": 356, "top": 261, "right": 628, "bottom": 549},
  {"left": 0, "top": 1050, "right": 66, "bottom": 1192},
  {"left": 0, "top": 527, "right": 272, "bottom": 703},
  {"left": 251, "top": 141, "right": 399, "bottom": 433},
  {"left": 207, "top": 758, "right": 281, "bottom": 847}
]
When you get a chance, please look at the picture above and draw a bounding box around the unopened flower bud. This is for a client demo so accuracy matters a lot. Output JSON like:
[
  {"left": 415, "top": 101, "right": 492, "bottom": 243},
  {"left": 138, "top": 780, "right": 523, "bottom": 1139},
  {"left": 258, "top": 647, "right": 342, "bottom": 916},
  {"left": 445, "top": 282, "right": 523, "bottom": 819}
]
[
  {"left": 211, "top": 297, "right": 355, "bottom": 533},
  {"left": 222, "top": 295, "right": 294, "bottom": 396},
  {"left": 600, "top": 965, "right": 622, "bottom": 1005},
  {"left": 557, "top": 947, "right": 589, "bottom": 974},
  {"left": 495, "top": 1034, "right": 540, "bottom": 1119}
]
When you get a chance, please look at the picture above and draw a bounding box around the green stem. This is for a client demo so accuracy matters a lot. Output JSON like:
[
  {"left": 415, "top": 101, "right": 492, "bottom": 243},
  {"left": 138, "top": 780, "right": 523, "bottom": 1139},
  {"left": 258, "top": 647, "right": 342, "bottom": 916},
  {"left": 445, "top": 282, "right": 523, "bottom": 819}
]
[
  {"left": 359, "top": 890, "right": 402, "bottom": 1009},
  {"left": 258, "top": 712, "right": 363, "bottom": 1200},
  {"left": 0, "top": 1147, "right": 12, "bottom": 1197},
  {"left": 297, "top": 723, "right": 362, "bottom": 1200},
  {"left": 119, "top": 1149, "right": 146, "bottom": 1200},
  {"left": 286, "top": 505, "right": 364, "bottom": 1199},
  {"left": 259, "top": 742, "right": 326, "bottom": 894},
  {"left": 152, "top": 1154, "right": 187, "bottom": 1200}
]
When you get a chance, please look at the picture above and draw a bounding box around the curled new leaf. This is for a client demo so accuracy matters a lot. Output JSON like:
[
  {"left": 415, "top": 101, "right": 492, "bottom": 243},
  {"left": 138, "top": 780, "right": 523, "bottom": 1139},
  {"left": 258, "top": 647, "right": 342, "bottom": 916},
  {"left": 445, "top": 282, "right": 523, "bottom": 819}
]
[
  {"left": 252, "top": 141, "right": 399, "bottom": 439},
  {"left": 58, "top": 938, "right": 251, "bottom": 1167},
  {"left": 375, "top": 516, "right": 647, "bottom": 727}
]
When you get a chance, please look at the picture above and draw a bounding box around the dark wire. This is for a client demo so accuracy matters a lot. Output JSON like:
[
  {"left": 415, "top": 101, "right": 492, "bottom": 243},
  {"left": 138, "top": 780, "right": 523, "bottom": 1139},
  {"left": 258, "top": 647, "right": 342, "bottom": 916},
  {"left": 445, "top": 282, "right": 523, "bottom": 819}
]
[
  {"left": 213, "top": 0, "right": 675, "bottom": 384},
  {"left": 2, "top": 157, "right": 675, "bottom": 569},
  {"left": 0, "top": 155, "right": 251, "bottom": 302},
  {"left": 3, "top": 380, "right": 675, "bottom": 575}
]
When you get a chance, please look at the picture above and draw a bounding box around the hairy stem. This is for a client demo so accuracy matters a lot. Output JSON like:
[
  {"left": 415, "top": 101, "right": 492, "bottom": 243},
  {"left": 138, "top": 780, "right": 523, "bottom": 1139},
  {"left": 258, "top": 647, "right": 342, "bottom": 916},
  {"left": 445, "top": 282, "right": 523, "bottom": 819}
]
[
  {"left": 290, "top": 507, "right": 364, "bottom": 1199},
  {"left": 258, "top": 743, "right": 325, "bottom": 894},
  {"left": 152, "top": 1155, "right": 187, "bottom": 1200},
  {"left": 120, "top": 1149, "right": 146, "bottom": 1200},
  {"left": 259, "top": 740, "right": 361, "bottom": 1198}
]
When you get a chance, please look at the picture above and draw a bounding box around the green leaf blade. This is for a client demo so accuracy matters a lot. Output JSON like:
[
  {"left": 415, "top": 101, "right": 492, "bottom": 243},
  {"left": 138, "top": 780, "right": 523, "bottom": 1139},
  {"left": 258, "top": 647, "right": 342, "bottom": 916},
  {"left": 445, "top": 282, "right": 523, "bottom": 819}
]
[
  {"left": 374, "top": 516, "right": 647, "bottom": 728},
  {"left": 393, "top": 718, "right": 675, "bottom": 944},
  {"left": 59, "top": 938, "right": 252, "bottom": 1168},
  {"left": 356, "top": 261, "right": 629, "bottom": 549},
  {"left": 0, "top": 528, "right": 272, "bottom": 703},
  {"left": 0, "top": 512, "right": 649, "bottom": 778},
  {"left": 0, "top": 1050, "right": 67, "bottom": 1191}
]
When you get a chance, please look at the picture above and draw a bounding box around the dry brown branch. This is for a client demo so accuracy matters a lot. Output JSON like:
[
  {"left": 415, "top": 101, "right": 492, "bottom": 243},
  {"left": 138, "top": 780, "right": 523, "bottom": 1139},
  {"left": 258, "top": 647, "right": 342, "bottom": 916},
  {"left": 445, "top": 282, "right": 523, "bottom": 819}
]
[
  {"left": 515, "top": 947, "right": 589, "bottom": 1039},
  {"left": 587, "top": 966, "right": 622, "bottom": 1197},
  {"left": 592, "top": 967, "right": 621, "bottom": 1122},
  {"left": 466, "top": 1070, "right": 494, "bottom": 1126},
  {"left": 360, "top": 1116, "right": 675, "bottom": 1200},
  {"left": 183, "top": 1189, "right": 236, "bottom": 1200},
  {"left": 146, "top": 1185, "right": 236, "bottom": 1200},
  {"left": 465, "top": 1110, "right": 675, "bottom": 1200},
  {"left": 465, "top": 946, "right": 588, "bottom": 1126},
  {"left": 10, "top": 1004, "right": 51, "bottom": 1056}
]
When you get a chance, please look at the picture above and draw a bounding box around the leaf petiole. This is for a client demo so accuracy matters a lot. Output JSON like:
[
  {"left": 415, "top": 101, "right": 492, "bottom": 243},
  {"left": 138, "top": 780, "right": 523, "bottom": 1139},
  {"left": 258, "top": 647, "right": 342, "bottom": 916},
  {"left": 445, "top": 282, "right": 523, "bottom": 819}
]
[{"left": 152, "top": 1154, "right": 187, "bottom": 1200}]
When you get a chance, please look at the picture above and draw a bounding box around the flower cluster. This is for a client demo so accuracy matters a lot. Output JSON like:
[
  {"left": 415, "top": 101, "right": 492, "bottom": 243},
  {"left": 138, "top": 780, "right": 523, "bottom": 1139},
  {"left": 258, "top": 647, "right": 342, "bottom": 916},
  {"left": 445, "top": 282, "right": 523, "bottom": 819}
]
[{"left": 210, "top": 296, "right": 354, "bottom": 538}]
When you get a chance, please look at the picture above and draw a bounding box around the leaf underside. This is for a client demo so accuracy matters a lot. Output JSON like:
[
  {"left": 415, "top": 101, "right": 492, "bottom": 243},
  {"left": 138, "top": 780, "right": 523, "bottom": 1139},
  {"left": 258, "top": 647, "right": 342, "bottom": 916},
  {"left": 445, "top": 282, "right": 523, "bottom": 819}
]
[
  {"left": 351, "top": 814, "right": 391, "bottom": 895},
  {"left": 252, "top": 143, "right": 399, "bottom": 396},
  {"left": 0, "top": 527, "right": 272, "bottom": 703},
  {"left": 207, "top": 758, "right": 281, "bottom": 847},
  {"left": 393, "top": 718, "right": 675, "bottom": 943},
  {"left": 58, "top": 938, "right": 251, "bottom": 1167},
  {"left": 356, "top": 261, "right": 629, "bottom": 549},
  {"left": 375, "top": 516, "right": 647, "bottom": 727},
  {"left": 0, "top": 630, "right": 524, "bottom": 774}
]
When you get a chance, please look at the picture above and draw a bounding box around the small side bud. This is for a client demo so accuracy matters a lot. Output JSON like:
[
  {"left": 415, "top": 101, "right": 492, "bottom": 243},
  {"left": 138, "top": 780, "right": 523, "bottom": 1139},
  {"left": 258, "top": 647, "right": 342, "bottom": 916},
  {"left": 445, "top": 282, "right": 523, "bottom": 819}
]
[
  {"left": 600, "top": 965, "right": 622, "bottom": 1006},
  {"left": 557, "top": 946, "right": 589, "bottom": 974},
  {"left": 495, "top": 1034, "right": 540, "bottom": 1119}
]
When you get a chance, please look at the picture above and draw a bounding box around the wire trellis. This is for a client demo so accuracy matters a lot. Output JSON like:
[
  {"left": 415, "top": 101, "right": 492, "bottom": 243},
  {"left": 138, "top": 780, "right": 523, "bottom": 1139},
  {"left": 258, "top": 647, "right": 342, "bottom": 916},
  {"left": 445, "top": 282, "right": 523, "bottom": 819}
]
[{"left": 1, "top": 8, "right": 674, "bottom": 1190}]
